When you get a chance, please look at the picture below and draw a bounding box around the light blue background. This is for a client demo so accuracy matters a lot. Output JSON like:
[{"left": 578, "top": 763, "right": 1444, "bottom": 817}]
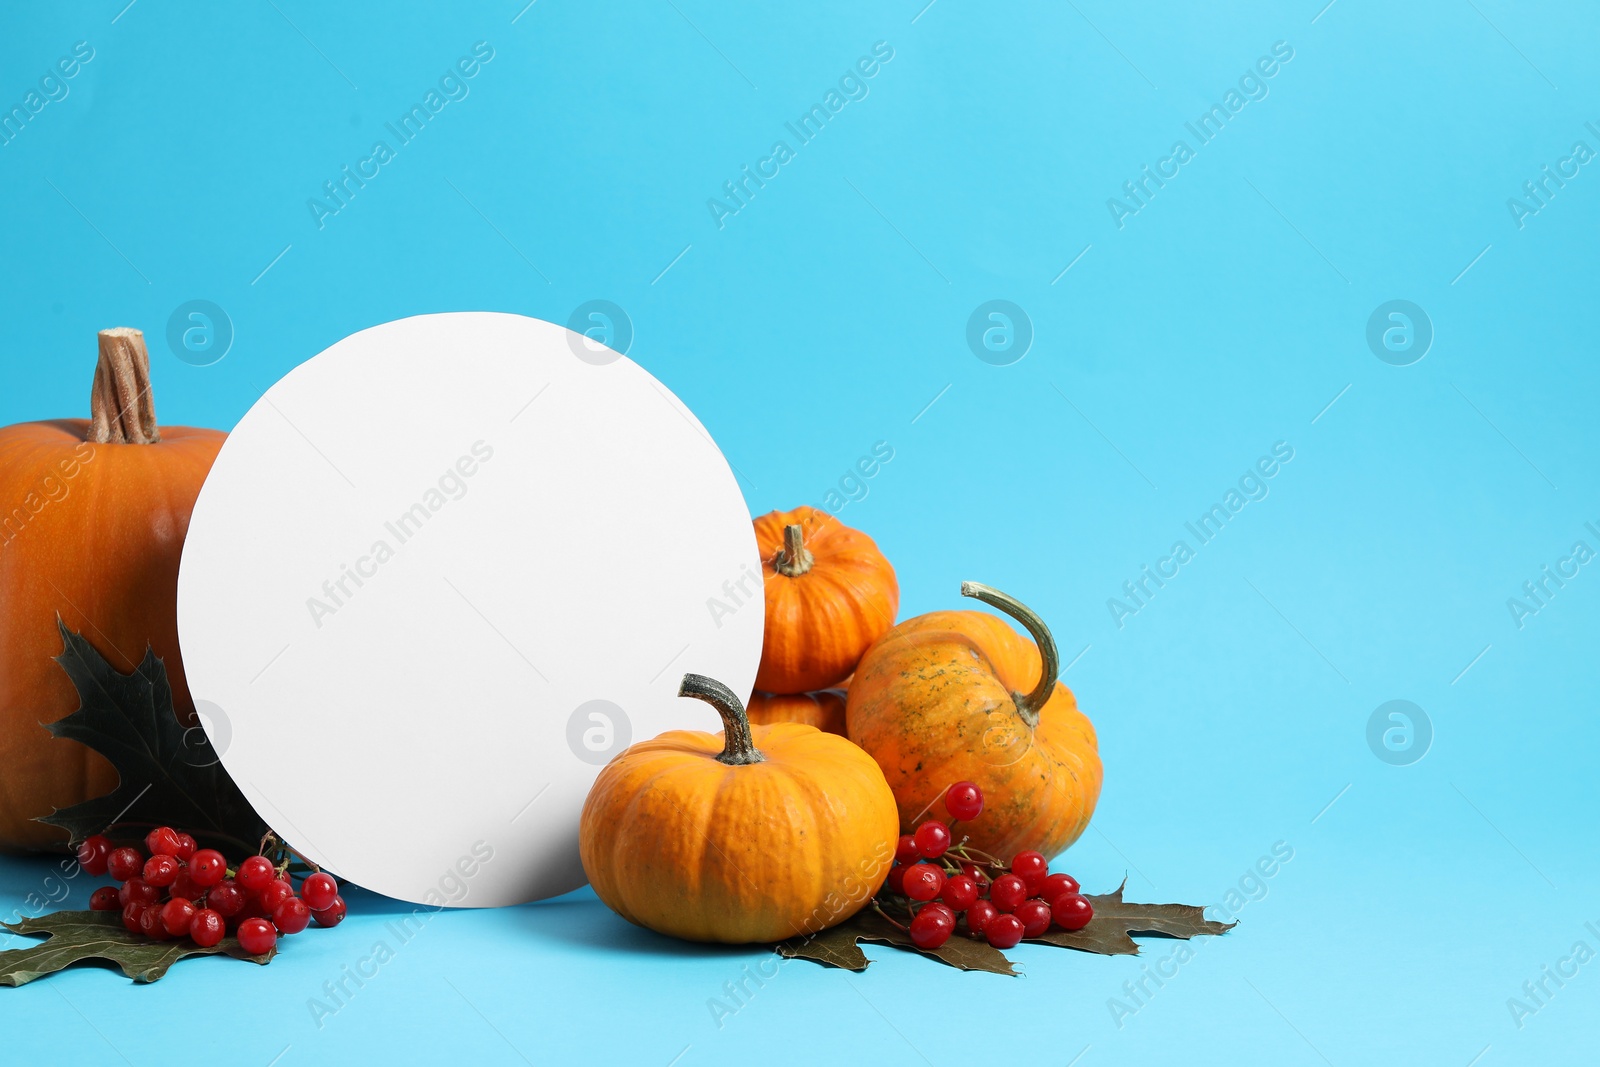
[{"left": 2, "top": 1, "right": 1597, "bottom": 1063}]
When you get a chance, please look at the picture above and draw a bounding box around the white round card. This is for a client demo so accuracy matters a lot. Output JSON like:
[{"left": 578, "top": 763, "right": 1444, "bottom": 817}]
[{"left": 177, "top": 312, "right": 763, "bottom": 906}]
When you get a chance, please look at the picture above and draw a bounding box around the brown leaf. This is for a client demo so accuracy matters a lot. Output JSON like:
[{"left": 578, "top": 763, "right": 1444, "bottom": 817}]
[
  {"left": 777, "top": 907, "right": 1019, "bottom": 976},
  {"left": 1028, "top": 880, "right": 1235, "bottom": 956},
  {"left": 0, "top": 911, "right": 273, "bottom": 986}
]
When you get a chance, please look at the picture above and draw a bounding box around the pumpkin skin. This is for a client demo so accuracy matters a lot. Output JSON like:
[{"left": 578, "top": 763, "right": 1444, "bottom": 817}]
[
  {"left": 580, "top": 675, "right": 898, "bottom": 944},
  {"left": 846, "top": 584, "right": 1101, "bottom": 862},
  {"left": 0, "top": 329, "right": 224, "bottom": 851},
  {"left": 746, "top": 689, "right": 848, "bottom": 737},
  {"left": 753, "top": 506, "right": 898, "bottom": 693}
]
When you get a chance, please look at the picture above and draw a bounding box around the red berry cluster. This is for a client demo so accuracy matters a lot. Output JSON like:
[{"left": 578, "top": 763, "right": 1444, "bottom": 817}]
[
  {"left": 77, "top": 828, "right": 346, "bottom": 956},
  {"left": 880, "top": 781, "right": 1094, "bottom": 950}
]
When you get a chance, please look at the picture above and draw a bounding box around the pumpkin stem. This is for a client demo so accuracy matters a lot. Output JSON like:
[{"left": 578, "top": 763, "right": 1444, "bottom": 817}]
[
  {"left": 772, "top": 524, "right": 815, "bottom": 577},
  {"left": 679, "top": 673, "right": 766, "bottom": 766},
  {"left": 88, "top": 328, "right": 161, "bottom": 445},
  {"left": 960, "top": 581, "right": 1059, "bottom": 728}
]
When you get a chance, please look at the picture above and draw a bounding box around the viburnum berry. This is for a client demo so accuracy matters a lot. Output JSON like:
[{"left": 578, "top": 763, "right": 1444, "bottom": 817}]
[
  {"left": 76, "top": 835, "right": 113, "bottom": 876},
  {"left": 273, "top": 898, "right": 312, "bottom": 935},
  {"left": 160, "top": 899, "right": 196, "bottom": 938},
  {"left": 89, "top": 886, "right": 120, "bottom": 911},
  {"left": 312, "top": 896, "right": 347, "bottom": 928},
  {"left": 1041, "top": 872, "right": 1080, "bottom": 903},
  {"left": 237, "top": 918, "right": 277, "bottom": 956},
  {"left": 237, "top": 855, "right": 274, "bottom": 893},
  {"left": 985, "top": 912, "right": 1025, "bottom": 949},
  {"left": 107, "top": 847, "right": 143, "bottom": 882},
  {"left": 119, "top": 877, "right": 161, "bottom": 907},
  {"left": 909, "top": 906, "right": 955, "bottom": 949},
  {"left": 235, "top": 896, "right": 268, "bottom": 923},
  {"left": 894, "top": 834, "right": 919, "bottom": 866},
  {"left": 171, "top": 869, "right": 201, "bottom": 903},
  {"left": 885, "top": 865, "right": 907, "bottom": 895},
  {"left": 1010, "top": 851, "right": 1048, "bottom": 894},
  {"left": 918, "top": 901, "right": 956, "bottom": 925},
  {"left": 145, "top": 826, "right": 183, "bottom": 858},
  {"left": 1052, "top": 892, "right": 1094, "bottom": 931},
  {"left": 964, "top": 899, "right": 1000, "bottom": 936},
  {"left": 189, "top": 908, "right": 225, "bottom": 948},
  {"left": 143, "top": 854, "right": 179, "bottom": 888},
  {"left": 901, "top": 863, "right": 945, "bottom": 902},
  {"left": 945, "top": 781, "right": 984, "bottom": 822},
  {"left": 173, "top": 833, "right": 197, "bottom": 861},
  {"left": 989, "top": 873, "right": 1027, "bottom": 912},
  {"left": 960, "top": 863, "right": 991, "bottom": 893},
  {"left": 301, "top": 872, "right": 338, "bottom": 912},
  {"left": 189, "top": 849, "right": 227, "bottom": 888},
  {"left": 121, "top": 901, "right": 146, "bottom": 933},
  {"left": 138, "top": 906, "right": 167, "bottom": 940},
  {"left": 1015, "top": 898, "right": 1053, "bottom": 938},
  {"left": 258, "top": 878, "right": 295, "bottom": 912},
  {"left": 938, "top": 873, "right": 980, "bottom": 912},
  {"left": 913, "top": 820, "right": 951, "bottom": 859},
  {"left": 207, "top": 879, "right": 246, "bottom": 918}
]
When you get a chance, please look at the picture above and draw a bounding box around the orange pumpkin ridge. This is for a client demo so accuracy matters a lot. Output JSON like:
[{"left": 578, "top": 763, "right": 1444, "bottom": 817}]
[
  {"left": 752, "top": 506, "right": 898, "bottom": 694},
  {"left": 846, "top": 582, "right": 1102, "bottom": 862},
  {"left": 0, "top": 329, "right": 225, "bottom": 851},
  {"left": 580, "top": 673, "right": 899, "bottom": 944}
]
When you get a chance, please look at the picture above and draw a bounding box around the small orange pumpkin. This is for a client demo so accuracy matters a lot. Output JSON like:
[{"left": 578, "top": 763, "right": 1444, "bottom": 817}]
[
  {"left": 753, "top": 506, "right": 897, "bottom": 693},
  {"left": 580, "top": 674, "right": 898, "bottom": 943},
  {"left": 846, "top": 582, "right": 1102, "bottom": 861},
  {"left": 0, "top": 329, "right": 224, "bottom": 851},
  {"left": 746, "top": 689, "right": 848, "bottom": 737}
]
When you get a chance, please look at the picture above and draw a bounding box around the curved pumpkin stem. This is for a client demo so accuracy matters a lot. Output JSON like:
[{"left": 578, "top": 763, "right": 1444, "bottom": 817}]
[
  {"left": 89, "top": 328, "right": 161, "bottom": 445},
  {"left": 772, "top": 524, "right": 815, "bottom": 577},
  {"left": 679, "top": 673, "right": 766, "bottom": 766},
  {"left": 960, "top": 581, "right": 1058, "bottom": 729}
]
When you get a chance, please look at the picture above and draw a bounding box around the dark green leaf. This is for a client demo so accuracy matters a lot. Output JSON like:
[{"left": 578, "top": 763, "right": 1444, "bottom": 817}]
[
  {"left": 1028, "top": 880, "right": 1235, "bottom": 956},
  {"left": 0, "top": 911, "right": 272, "bottom": 986},
  {"left": 777, "top": 882, "right": 1233, "bottom": 974},
  {"left": 777, "top": 907, "right": 1019, "bottom": 975},
  {"left": 35, "top": 619, "right": 268, "bottom": 853}
]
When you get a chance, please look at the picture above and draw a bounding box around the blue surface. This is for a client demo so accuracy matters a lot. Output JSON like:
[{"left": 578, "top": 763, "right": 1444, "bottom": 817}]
[{"left": 2, "top": 1, "right": 1597, "bottom": 1063}]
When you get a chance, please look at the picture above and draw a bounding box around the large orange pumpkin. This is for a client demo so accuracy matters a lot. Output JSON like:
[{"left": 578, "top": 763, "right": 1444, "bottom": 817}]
[
  {"left": 846, "top": 582, "right": 1101, "bottom": 861},
  {"left": 753, "top": 506, "right": 897, "bottom": 693},
  {"left": 580, "top": 674, "right": 898, "bottom": 943},
  {"left": 0, "top": 328, "right": 224, "bottom": 851},
  {"left": 745, "top": 689, "right": 848, "bottom": 737}
]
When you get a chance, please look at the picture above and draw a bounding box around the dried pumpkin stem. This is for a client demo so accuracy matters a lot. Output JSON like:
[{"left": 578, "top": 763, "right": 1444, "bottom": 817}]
[
  {"left": 88, "top": 327, "right": 161, "bottom": 445},
  {"left": 679, "top": 673, "right": 766, "bottom": 766},
  {"left": 960, "top": 581, "right": 1059, "bottom": 729},
  {"left": 773, "top": 524, "right": 814, "bottom": 577}
]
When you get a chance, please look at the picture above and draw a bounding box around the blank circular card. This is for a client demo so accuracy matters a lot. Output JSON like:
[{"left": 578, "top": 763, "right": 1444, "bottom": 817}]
[{"left": 177, "top": 312, "right": 763, "bottom": 906}]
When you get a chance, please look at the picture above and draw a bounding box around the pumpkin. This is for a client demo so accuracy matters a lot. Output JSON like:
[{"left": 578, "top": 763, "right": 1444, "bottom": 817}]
[
  {"left": 746, "top": 689, "right": 847, "bottom": 737},
  {"left": 580, "top": 673, "right": 899, "bottom": 943},
  {"left": 846, "top": 582, "right": 1102, "bottom": 861},
  {"left": 753, "top": 506, "right": 898, "bottom": 693},
  {"left": 0, "top": 329, "right": 224, "bottom": 851}
]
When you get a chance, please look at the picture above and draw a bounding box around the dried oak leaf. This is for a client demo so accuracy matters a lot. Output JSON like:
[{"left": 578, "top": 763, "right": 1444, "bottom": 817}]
[
  {"left": 777, "top": 907, "right": 1019, "bottom": 976},
  {"left": 0, "top": 911, "right": 272, "bottom": 986},
  {"left": 776, "top": 882, "right": 1234, "bottom": 973},
  {"left": 1029, "top": 880, "right": 1236, "bottom": 956}
]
